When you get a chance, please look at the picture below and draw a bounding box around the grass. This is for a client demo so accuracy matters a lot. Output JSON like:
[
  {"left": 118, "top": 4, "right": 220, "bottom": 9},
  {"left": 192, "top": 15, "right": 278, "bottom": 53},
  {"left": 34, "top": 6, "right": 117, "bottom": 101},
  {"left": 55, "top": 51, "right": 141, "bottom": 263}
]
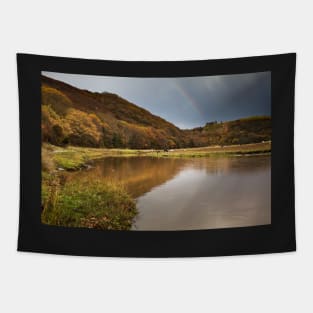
[
  {"left": 133, "top": 142, "right": 271, "bottom": 158},
  {"left": 44, "top": 141, "right": 271, "bottom": 170},
  {"left": 43, "top": 143, "right": 107, "bottom": 170},
  {"left": 42, "top": 176, "right": 136, "bottom": 230}
]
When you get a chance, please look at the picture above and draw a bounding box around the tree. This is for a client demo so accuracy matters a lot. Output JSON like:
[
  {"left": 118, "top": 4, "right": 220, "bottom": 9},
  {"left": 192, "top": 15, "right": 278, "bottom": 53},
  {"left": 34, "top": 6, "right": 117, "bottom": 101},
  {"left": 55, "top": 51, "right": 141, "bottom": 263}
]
[{"left": 112, "top": 133, "right": 123, "bottom": 147}]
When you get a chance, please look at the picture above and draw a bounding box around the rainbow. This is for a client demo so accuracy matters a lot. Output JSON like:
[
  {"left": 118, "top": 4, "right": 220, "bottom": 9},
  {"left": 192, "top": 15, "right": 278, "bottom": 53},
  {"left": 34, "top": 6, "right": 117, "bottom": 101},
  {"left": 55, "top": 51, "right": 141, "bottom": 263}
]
[{"left": 172, "top": 81, "right": 204, "bottom": 116}]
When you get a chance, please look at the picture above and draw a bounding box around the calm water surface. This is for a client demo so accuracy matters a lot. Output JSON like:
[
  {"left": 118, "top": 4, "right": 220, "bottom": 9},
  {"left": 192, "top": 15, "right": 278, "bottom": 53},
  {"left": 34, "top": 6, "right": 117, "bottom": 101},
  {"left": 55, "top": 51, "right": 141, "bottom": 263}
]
[{"left": 67, "top": 156, "right": 271, "bottom": 230}]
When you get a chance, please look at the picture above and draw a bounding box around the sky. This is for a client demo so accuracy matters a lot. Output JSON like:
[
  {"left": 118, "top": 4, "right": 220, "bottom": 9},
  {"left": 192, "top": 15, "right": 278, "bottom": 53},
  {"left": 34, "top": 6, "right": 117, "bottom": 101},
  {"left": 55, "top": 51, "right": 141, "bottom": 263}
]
[{"left": 42, "top": 71, "right": 271, "bottom": 129}]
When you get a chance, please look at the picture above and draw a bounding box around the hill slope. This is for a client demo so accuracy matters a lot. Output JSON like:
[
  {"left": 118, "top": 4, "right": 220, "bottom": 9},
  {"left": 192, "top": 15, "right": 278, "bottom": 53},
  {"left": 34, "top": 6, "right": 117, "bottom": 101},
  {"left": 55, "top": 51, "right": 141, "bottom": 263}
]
[
  {"left": 41, "top": 75, "right": 185, "bottom": 148},
  {"left": 41, "top": 75, "right": 271, "bottom": 149},
  {"left": 186, "top": 116, "right": 271, "bottom": 147}
]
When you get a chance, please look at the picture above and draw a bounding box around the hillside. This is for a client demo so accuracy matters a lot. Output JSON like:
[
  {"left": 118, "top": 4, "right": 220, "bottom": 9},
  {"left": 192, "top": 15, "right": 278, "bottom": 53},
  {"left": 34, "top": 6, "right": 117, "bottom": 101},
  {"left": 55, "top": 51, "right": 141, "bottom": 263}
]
[
  {"left": 41, "top": 75, "right": 271, "bottom": 149},
  {"left": 186, "top": 116, "right": 271, "bottom": 147},
  {"left": 41, "top": 75, "right": 185, "bottom": 149}
]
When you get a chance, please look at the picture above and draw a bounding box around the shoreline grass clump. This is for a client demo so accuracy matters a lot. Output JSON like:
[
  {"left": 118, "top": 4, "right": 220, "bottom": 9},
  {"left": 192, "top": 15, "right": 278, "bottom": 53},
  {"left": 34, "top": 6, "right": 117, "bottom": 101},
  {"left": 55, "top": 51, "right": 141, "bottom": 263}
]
[
  {"left": 42, "top": 143, "right": 109, "bottom": 170},
  {"left": 41, "top": 178, "right": 137, "bottom": 230}
]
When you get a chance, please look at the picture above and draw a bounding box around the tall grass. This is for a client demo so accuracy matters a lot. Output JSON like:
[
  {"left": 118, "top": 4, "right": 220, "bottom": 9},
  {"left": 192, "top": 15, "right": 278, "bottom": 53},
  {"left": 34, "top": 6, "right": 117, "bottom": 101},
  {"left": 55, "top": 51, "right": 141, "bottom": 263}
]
[
  {"left": 41, "top": 147, "right": 55, "bottom": 172},
  {"left": 42, "top": 178, "right": 137, "bottom": 230}
]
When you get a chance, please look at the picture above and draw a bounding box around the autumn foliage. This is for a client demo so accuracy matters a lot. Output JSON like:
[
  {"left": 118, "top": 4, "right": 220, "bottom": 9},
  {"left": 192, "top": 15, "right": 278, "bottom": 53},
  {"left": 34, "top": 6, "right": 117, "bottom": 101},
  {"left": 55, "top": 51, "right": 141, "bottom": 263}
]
[{"left": 41, "top": 75, "right": 271, "bottom": 149}]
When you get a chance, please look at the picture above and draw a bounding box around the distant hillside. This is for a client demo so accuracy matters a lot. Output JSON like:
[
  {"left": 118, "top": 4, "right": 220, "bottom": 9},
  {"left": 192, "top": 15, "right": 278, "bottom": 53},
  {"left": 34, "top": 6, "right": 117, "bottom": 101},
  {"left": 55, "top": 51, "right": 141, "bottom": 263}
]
[
  {"left": 41, "top": 75, "right": 271, "bottom": 149},
  {"left": 186, "top": 116, "right": 271, "bottom": 147}
]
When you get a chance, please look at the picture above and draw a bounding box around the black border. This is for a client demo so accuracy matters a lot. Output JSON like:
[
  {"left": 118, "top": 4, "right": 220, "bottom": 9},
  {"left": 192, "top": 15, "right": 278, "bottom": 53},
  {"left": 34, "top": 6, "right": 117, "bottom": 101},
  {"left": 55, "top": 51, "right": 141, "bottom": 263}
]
[{"left": 17, "top": 53, "right": 296, "bottom": 257}]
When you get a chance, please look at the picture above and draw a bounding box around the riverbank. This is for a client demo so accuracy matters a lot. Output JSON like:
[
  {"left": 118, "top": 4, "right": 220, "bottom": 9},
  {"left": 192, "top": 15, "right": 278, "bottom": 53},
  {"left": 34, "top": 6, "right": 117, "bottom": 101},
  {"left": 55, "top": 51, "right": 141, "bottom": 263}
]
[
  {"left": 41, "top": 145, "right": 137, "bottom": 230},
  {"left": 43, "top": 141, "right": 271, "bottom": 170}
]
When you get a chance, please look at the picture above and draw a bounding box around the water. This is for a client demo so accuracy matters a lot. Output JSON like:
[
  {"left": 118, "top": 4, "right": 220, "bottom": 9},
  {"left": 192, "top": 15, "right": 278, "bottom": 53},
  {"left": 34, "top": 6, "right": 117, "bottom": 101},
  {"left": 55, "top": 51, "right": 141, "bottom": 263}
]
[{"left": 67, "top": 156, "right": 271, "bottom": 230}]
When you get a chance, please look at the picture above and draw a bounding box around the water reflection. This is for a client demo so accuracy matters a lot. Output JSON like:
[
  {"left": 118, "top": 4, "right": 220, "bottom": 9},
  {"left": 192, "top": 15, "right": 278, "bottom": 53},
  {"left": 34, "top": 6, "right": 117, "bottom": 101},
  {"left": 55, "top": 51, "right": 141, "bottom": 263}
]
[
  {"left": 67, "top": 156, "right": 271, "bottom": 230},
  {"left": 67, "top": 157, "right": 188, "bottom": 197}
]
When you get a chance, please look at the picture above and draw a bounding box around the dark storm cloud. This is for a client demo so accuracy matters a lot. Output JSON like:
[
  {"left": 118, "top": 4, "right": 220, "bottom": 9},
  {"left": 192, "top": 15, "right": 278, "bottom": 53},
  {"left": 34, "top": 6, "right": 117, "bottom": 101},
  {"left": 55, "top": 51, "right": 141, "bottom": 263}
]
[
  {"left": 173, "top": 72, "right": 271, "bottom": 126},
  {"left": 42, "top": 71, "right": 271, "bottom": 129}
]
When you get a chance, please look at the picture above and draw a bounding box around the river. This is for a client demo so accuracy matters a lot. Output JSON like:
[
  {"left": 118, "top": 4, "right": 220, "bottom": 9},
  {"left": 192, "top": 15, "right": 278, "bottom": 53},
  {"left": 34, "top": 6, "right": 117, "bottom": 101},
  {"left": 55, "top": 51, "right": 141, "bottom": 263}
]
[{"left": 66, "top": 155, "right": 271, "bottom": 230}]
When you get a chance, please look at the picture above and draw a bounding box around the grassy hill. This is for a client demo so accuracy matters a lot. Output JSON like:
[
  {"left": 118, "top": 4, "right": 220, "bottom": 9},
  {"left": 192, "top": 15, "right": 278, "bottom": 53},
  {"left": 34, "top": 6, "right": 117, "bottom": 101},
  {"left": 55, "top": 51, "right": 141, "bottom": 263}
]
[{"left": 41, "top": 75, "right": 271, "bottom": 149}]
